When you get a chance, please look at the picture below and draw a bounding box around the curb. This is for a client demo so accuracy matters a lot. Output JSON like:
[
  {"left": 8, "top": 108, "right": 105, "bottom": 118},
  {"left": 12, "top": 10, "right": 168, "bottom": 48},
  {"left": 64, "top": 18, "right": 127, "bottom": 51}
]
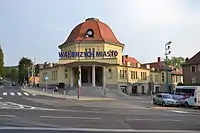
[
  {"left": 22, "top": 89, "right": 115, "bottom": 101},
  {"left": 78, "top": 98, "right": 115, "bottom": 101},
  {"left": 150, "top": 106, "right": 179, "bottom": 110}
]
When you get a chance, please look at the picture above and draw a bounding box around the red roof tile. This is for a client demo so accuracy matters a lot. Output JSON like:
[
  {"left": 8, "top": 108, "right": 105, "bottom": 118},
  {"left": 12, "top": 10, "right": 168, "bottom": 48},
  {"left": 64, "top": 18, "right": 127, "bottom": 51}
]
[{"left": 61, "top": 18, "right": 123, "bottom": 45}]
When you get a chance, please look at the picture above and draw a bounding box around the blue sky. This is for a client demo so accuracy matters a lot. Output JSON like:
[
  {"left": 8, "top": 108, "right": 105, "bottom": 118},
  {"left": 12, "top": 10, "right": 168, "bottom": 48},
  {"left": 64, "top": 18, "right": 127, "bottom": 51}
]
[{"left": 1, "top": 0, "right": 200, "bottom": 66}]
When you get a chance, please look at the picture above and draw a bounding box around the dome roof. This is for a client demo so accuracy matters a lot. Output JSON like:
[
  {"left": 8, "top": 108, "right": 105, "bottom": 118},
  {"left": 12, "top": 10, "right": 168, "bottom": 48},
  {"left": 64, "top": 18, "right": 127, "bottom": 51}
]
[{"left": 60, "top": 18, "right": 123, "bottom": 46}]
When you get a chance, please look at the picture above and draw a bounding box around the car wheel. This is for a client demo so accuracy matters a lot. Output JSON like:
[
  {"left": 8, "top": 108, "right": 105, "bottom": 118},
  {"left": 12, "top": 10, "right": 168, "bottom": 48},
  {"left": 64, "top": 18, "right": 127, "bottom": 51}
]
[
  {"left": 153, "top": 99, "right": 156, "bottom": 104},
  {"left": 162, "top": 102, "right": 166, "bottom": 107},
  {"left": 185, "top": 102, "right": 189, "bottom": 107}
]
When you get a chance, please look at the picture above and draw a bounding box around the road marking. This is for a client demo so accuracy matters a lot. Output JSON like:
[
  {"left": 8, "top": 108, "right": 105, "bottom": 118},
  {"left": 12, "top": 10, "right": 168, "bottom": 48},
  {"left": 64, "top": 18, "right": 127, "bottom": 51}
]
[
  {"left": 3, "top": 92, "right": 7, "bottom": 96},
  {"left": 0, "top": 115, "right": 15, "bottom": 117},
  {"left": 0, "top": 97, "right": 2, "bottom": 99},
  {"left": 171, "top": 110, "right": 190, "bottom": 114},
  {"left": 127, "top": 118, "right": 181, "bottom": 122},
  {"left": 10, "top": 92, "right": 15, "bottom": 96},
  {"left": 40, "top": 116, "right": 102, "bottom": 120},
  {"left": 23, "top": 92, "right": 30, "bottom": 96},
  {"left": 6, "top": 102, "right": 24, "bottom": 108},
  {"left": 17, "top": 92, "right": 22, "bottom": 96},
  {"left": 32, "top": 94, "right": 36, "bottom": 96},
  {"left": 0, "top": 127, "right": 198, "bottom": 133}
]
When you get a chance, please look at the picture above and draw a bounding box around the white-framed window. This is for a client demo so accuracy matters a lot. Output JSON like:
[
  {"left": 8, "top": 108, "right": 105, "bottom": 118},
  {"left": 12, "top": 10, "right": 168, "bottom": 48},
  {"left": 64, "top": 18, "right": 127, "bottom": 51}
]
[{"left": 64, "top": 69, "right": 68, "bottom": 79}]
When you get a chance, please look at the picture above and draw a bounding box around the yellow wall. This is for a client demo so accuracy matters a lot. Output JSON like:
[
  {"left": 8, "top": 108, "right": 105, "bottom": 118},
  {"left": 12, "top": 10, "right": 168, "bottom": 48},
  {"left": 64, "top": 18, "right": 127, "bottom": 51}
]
[
  {"left": 39, "top": 67, "right": 59, "bottom": 85},
  {"left": 105, "top": 66, "right": 118, "bottom": 85},
  {"left": 40, "top": 41, "right": 183, "bottom": 87},
  {"left": 118, "top": 66, "right": 151, "bottom": 83},
  {"left": 59, "top": 43, "right": 123, "bottom": 65}
]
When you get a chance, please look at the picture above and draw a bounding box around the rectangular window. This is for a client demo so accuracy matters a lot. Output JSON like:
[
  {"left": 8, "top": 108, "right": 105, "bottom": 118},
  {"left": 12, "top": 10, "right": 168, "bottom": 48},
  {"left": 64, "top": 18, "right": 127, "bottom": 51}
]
[
  {"left": 85, "top": 48, "right": 88, "bottom": 59},
  {"left": 136, "top": 71, "right": 138, "bottom": 79},
  {"left": 162, "top": 73, "right": 165, "bottom": 82},
  {"left": 191, "top": 65, "right": 196, "bottom": 72},
  {"left": 124, "top": 70, "right": 127, "bottom": 79},
  {"left": 131, "top": 71, "right": 133, "bottom": 79},
  {"left": 122, "top": 70, "right": 125, "bottom": 79},
  {"left": 141, "top": 72, "right": 143, "bottom": 80},
  {"left": 92, "top": 48, "right": 95, "bottom": 59},
  {"left": 144, "top": 72, "right": 147, "bottom": 80},
  {"left": 64, "top": 69, "right": 68, "bottom": 79}
]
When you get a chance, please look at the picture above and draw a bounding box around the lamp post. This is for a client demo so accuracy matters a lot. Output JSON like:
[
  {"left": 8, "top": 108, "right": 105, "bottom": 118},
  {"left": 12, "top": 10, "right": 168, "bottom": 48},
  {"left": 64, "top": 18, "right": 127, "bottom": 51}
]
[
  {"left": 77, "top": 32, "right": 91, "bottom": 99},
  {"left": 164, "top": 41, "right": 172, "bottom": 93}
]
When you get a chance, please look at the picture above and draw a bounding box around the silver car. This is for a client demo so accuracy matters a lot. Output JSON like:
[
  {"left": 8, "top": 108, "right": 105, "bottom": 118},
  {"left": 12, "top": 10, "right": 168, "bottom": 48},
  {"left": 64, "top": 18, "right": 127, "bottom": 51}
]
[{"left": 153, "top": 93, "right": 180, "bottom": 107}]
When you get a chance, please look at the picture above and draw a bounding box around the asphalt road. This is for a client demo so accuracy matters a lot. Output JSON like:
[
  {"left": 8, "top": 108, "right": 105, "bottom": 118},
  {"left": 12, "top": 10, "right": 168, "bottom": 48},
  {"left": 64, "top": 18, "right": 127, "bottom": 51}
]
[{"left": 0, "top": 86, "right": 200, "bottom": 133}]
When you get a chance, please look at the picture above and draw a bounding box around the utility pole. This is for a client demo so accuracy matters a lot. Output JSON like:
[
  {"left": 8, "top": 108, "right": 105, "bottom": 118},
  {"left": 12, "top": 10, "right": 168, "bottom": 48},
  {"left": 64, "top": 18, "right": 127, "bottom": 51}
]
[
  {"left": 164, "top": 41, "right": 172, "bottom": 93},
  {"left": 33, "top": 57, "right": 36, "bottom": 87}
]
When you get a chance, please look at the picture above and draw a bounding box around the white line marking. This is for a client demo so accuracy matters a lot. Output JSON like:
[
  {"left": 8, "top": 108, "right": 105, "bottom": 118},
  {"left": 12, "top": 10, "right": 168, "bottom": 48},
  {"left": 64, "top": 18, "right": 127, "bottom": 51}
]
[
  {"left": 171, "top": 110, "right": 190, "bottom": 114},
  {"left": 6, "top": 102, "right": 24, "bottom": 108},
  {"left": 10, "top": 92, "right": 15, "bottom": 96},
  {"left": 0, "top": 97, "right": 2, "bottom": 99},
  {"left": 40, "top": 116, "right": 102, "bottom": 120},
  {"left": 23, "top": 92, "right": 30, "bottom": 96},
  {"left": 127, "top": 118, "right": 181, "bottom": 122},
  {"left": 3, "top": 92, "right": 7, "bottom": 96},
  {"left": 0, "top": 115, "right": 15, "bottom": 117},
  {"left": 0, "top": 127, "right": 198, "bottom": 132},
  {"left": 17, "top": 92, "right": 22, "bottom": 96},
  {"left": 32, "top": 94, "right": 36, "bottom": 96}
]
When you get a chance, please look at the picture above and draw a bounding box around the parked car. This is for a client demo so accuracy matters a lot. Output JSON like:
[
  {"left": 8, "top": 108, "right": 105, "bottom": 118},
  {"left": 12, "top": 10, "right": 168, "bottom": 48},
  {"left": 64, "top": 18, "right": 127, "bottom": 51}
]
[{"left": 153, "top": 93, "right": 180, "bottom": 107}]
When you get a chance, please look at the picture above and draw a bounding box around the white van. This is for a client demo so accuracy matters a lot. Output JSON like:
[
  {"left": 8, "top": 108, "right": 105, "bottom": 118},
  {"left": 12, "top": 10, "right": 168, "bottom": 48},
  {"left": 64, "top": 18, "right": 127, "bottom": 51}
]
[{"left": 174, "top": 86, "right": 200, "bottom": 107}]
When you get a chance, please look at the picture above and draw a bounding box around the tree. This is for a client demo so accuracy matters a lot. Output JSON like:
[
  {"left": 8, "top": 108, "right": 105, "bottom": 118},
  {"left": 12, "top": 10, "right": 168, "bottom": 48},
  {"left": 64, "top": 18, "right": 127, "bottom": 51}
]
[
  {"left": 166, "top": 56, "right": 185, "bottom": 68},
  {"left": 35, "top": 64, "right": 40, "bottom": 76},
  {"left": 18, "top": 57, "right": 32, "bottom": 84},
  {"left": 0, "top": 46, "right": 4, "bottom": 78},
  {"left": 10, "top": 68, "right": 18, "bottom": 81}
]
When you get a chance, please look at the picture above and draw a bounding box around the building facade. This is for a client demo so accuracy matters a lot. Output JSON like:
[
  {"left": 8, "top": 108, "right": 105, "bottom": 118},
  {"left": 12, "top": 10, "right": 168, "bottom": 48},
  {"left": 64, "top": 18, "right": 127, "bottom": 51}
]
[
  {"left": 182, "top": 51, "right": 200, "bottom": 85},
  {"left": 39, "top": 18, "right": 183, "bottom": 94},
  {"left": 144, "top": 57, "right": 183, "bottom": 93}
]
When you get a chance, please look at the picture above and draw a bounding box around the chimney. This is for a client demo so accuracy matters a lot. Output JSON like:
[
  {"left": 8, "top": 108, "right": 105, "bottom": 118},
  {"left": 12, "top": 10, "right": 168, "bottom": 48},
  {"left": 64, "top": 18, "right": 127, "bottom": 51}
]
[{"left": 157, "top": 57, "right": 161, "bottom": 62}]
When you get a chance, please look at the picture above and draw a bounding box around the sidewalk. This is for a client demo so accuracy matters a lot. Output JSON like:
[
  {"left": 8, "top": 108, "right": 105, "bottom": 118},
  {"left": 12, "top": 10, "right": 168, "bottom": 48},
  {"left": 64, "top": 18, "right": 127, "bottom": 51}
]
[{"left": 21, "top": 88, "right": 115, "bottom": 101}]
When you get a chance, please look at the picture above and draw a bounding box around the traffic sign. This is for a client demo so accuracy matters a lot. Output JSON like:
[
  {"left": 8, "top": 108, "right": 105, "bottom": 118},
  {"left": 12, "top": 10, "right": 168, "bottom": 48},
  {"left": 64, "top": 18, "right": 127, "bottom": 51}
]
[{"left": 44, "top": 76, "right": 48, "bottom": 81}]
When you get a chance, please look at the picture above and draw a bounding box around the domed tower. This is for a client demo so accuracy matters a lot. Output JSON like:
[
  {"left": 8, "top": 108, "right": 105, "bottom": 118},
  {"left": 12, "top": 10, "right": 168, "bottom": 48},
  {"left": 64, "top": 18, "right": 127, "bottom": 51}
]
[
  {"left": 58, "top": 18, "right": 124, "bottom": 65},
  {"left": 59, "top": 18, "right": 123, "bottom": 46}
]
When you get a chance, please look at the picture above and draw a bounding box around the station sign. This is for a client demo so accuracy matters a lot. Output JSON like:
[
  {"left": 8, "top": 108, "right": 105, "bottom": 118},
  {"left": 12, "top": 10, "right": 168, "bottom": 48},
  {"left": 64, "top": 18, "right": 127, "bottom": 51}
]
[{"left": 58, "top": 50, "right": 118, "bottom": 58}]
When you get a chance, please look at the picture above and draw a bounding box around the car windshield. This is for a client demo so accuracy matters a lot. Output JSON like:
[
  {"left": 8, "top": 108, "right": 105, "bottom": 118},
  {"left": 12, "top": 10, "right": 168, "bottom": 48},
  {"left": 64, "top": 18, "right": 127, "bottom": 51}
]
[{"left": 162, "top": 94, "right": 173, "bottom": 99}]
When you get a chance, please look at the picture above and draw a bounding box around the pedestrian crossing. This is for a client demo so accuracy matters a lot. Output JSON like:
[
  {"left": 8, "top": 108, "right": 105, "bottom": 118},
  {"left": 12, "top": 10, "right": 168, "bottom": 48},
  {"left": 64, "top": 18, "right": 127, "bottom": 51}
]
[{"left": 1, "top": 92, "right": 36, "bottom": 97}]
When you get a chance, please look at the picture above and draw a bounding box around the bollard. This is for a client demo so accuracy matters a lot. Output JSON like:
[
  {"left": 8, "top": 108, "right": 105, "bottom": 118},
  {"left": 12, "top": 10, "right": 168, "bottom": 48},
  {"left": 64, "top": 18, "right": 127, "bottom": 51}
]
[
  {"left": 43, "top": 88, "right": 45, "bottom": 92},
  {"left": 64, "top": 91, "right": 66, "bottom": 96}
]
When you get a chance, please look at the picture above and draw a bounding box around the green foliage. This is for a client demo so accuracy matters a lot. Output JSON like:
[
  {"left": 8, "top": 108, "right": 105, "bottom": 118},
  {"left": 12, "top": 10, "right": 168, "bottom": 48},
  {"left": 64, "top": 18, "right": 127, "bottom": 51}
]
[
  {"left": 166, "top": 56, "right": 185, "bottom": 68},
  {"left": 4, "top": 67, "right": 18, "bottom": 81},
  {"left": 0, "top": 46, "right": 4, "bottom": 78},
  {"left": 18, "top": 57, "right": 32, "bottom": 84},
  {"left": 10, "top": 68, "right": 18, "bottom": 81}
]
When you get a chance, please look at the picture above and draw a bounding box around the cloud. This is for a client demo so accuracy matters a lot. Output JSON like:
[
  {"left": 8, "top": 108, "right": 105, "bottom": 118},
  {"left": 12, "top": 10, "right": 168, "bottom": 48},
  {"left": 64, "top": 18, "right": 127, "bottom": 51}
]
[{"left": 106, "top": 0, "right": 200, "bottom": 26}]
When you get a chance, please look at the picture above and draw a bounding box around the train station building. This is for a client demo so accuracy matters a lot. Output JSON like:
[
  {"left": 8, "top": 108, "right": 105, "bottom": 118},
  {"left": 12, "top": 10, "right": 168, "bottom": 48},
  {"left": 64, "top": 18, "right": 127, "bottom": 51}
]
[{"left": 39, "top": 18, "right": 183, "bottom": 94}]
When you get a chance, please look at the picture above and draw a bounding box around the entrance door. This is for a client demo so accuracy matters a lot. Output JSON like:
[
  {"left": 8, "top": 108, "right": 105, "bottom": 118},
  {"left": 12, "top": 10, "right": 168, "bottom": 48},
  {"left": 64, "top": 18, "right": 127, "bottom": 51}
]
[{"left": 95, "top": 67, "right": 103, "bottom": 86}]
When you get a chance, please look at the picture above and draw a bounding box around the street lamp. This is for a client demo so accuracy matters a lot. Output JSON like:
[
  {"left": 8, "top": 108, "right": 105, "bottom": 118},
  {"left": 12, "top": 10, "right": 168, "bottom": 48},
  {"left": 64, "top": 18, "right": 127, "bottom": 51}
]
[
  {"left": 164, "top": 41, "right": 172, "bottom": 93},
  {"left": 77, "top": 30, "right": 92, "bottom": 99}
]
